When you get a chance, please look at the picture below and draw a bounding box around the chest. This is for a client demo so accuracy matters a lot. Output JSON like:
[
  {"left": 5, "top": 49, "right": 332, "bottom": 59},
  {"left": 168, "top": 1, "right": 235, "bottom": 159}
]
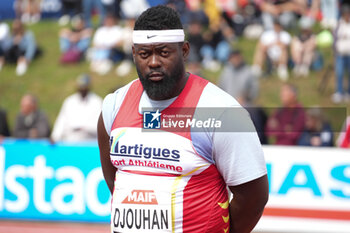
[{"left": 109, "top": 127, "right": 211, "bottom": 175}]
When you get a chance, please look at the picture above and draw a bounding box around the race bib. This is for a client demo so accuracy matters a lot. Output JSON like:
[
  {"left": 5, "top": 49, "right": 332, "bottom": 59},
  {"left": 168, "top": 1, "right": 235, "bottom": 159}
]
[{"left": 111, "top": 173, "right": 173, "bottom": 232}]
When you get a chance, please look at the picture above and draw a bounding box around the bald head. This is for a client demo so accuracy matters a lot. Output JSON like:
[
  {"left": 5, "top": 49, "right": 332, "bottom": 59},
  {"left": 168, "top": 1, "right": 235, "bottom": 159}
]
[{"left": 20, "top": 94, "right": 38, "bottom": 115}]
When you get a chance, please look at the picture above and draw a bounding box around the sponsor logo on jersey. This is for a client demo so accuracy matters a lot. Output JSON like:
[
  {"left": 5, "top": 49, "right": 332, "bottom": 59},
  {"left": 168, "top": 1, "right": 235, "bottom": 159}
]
[
  {"left": 122, "top": 190, "right": 158, "bottom": 205},
  {"left": 110, "top": 132, "right": 181, "bottom": 162},
  {"left": 110, "top": 141, "right": 180, "bottom": 161},
  {"left": 110, "top": 129, "right": 180, "bottom": 160}
]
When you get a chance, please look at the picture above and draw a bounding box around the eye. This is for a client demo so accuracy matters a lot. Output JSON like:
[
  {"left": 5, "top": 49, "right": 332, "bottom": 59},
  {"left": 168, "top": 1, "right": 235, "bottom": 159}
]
[
  {"left": 139, "top": 52, "right": 149, "bottom": 58},
  {"left": 160, "top": 50, "right": 169, "bottom": 57}
]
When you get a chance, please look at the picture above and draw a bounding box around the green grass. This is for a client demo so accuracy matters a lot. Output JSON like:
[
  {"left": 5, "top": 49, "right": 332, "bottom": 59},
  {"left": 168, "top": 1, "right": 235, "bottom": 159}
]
[{"left": 0, "top": 20, "right": 348, "bottom": 133}]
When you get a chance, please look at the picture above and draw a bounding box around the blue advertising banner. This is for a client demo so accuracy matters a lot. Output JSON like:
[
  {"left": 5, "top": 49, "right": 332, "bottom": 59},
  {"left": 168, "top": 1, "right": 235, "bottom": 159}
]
[
  {"left": 0, "top": 139, "right": 110, "bottom": 223},
  {"left": 1, "top": 140, "right": 350, "bottom": 232}
]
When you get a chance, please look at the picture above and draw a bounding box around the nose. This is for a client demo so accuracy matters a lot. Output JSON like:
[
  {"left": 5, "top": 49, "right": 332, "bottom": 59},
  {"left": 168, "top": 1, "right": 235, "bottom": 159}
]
[{"left": 148, "top": 54, "right": 161, "bottom": 68}]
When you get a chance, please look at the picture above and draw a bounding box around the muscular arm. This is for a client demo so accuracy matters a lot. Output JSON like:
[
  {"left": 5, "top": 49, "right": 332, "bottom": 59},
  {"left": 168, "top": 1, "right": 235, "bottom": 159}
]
[
  {"left": 229, "top": 174, "right": 269, "bottom": 233},
  {"left": 97, "top": 113, "right": 117, "bottom": 194}
]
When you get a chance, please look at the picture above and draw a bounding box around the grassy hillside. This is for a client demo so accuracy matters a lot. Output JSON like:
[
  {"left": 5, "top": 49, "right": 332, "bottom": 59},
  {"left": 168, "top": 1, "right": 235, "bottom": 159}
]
[{"left": 0, "top": 20, "right": 348, "bottom": 133}]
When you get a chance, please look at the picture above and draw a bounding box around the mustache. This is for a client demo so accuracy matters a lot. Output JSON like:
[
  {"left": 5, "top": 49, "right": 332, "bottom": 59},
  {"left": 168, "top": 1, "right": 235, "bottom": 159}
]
[{"left": 145, "top": 70, "right": 166, "bottom": 79}]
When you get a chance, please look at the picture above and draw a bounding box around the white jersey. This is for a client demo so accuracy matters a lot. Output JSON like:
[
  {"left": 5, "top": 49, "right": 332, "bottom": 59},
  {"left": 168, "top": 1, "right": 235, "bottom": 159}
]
[{"left": 102, "top": 74, "right": 266, "bottom": 232}]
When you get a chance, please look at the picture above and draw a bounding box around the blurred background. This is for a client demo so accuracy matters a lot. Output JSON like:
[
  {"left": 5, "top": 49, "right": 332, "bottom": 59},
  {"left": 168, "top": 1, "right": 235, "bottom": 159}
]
[{"left": 0, "top": 0, "right": 349, "bottom": 232}]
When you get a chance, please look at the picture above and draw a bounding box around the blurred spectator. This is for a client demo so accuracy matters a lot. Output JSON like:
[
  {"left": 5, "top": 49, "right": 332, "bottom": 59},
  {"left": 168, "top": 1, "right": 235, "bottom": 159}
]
[
  {"left": 187, "top": 19, "right": 205, "bottom": 62},
  {"left": 245, "top": 105, "right": 268, "bottom": 145},
  {"left": 3, "top": 20, "right": 41, "bottom": 76},
  {"left": 185, "top": 19, "right": 203, "bottom": 75},
  {"left": 88, "top": 14, "right": 125, "bottom": 75},
  {"left": 0, "top": 21, "right": 11, "bottom": 71},
  {"left": 183, "top": 0, "right": 209, "bottom": 26},
  {"left": 236, "top": 94, "right": 268, "bottom": 145},
  {"left": 120, "top": 0, "right": 149, "bottom": 19},
  {"left": 223, "top": 1, "right": 262, "bottom": 38},
  {"left": 306, "top": 0, "right": 322, "bottom": 23},
  {"left": 114, "top": 17, "right": 134, "bottom": 77},
  {"left": 0, "top": 108, "right": 11, "bottom": 139},
  {"left": 15, "top": 0, "right": 42, "bottom": 24},
  {"left": 297, "top": 107, "right": 334, "bottom": 147},
  {"left": 186, "top": 19, "right": 205, "bottom": 74},
  {"left": 336, "top": 116, "right": 350, "bottom": 148},
  {"left": 166, "top": 0, "right": 188, "bottom": 24},
  {"left": 58, "top": 0, "right": 82, "bottom": 26},
  {"left": 332, "top": 4, "right": 350, "bottom": 104},
  {"left": 266, "top": 83, "right": 306, "bottom": 145},
  {"left": 59, "top": 16, "right": 93, "bottom": 64},
  {"left": 254, "top": 0, "right": 310, "bottom": 30},
  {"left": 101, "top": 0, "right": 117, "bottom": 17},
  {"left": 291, "top": 17, "right": 317, "bottom": 77},
  {"left": 111, "top": 0, "right": 123, "bottom": 19},
  {"left": 213, "top": 0, "right": 238, "bottom": 17},
  {"left": 320, "top": 0, "right": 338, "bottom": 29},
  {"left": 218, "top": 49, "right": 267, "bottom": 144},
  {"left": 218, "top": 49, "right": 259, "bottom": 104},
  {"left": 51, "top": 74, "right": 102, "bottom": 142},
  {"left": 13, "top": 94, "right": 51, "bottom": 139},
  {"left": 83, "top": 0, "right": 105, "bottom": 28},
  {"left": 201, "top": 16, "right": 234, "bottom": 71},
  {"left": 203, "top": 0, "right": 221, "bottom": 27},
  {"left": 252, "top": 19, "right": 291, "bottom": 80}
]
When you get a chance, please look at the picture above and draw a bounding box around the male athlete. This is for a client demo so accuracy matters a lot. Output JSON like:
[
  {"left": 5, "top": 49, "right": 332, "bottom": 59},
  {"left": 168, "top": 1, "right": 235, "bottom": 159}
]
[{"left": 98, "top": 5, "right": 268, "bottom": 233}]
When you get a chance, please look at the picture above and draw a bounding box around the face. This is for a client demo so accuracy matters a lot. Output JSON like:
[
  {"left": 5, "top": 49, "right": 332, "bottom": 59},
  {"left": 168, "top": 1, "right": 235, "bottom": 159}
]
[
  {"left": 20, "top": 96, "right": 35, "bottom": 115},
  {"left": 12, "top": 20, "right": 24, "bottom": 35},
  {"left": 133, "top": 42, "right": 189, "bottom": 100},
  {"left": 280, "top": 85, "right": 296, "bottom": 107},
  {"left": 344, "top": 12, "right": 350, "bottom": 22},
  {"left": 78, "top": 86, "right": 89, "bottom": 98},
  {"left": 189, "top": 22, "right": 201, "bottom": 34},
  {"left": 104, "top": 16, "right": 115, "bottom": 27},
  {"left": 73, "top": 18, "right": 85, "bottom": 31},
  {"left": 230, "top": 54, "right": 243, "bottom": 68},
  {"left": 306, "top": 115, "right": 318, "bottom": 130}
]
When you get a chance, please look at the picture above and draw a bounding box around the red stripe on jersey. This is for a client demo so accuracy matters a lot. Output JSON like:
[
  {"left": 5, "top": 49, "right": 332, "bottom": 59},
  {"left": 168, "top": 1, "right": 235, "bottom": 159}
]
[
  {"left": 166, "top": 74, "right": 208, "bottom": 109},
  {"left": 112, "top": 80, "right": 144, "bottom": 129},
  {"left": 182, "top": 165, "right": 230, "bottom": 233}
]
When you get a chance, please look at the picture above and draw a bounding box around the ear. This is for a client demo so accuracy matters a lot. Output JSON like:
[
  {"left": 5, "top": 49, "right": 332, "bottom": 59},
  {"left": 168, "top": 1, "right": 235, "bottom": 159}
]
[{"left": 182, "top": 41, "right": 190, "bottom": 61}]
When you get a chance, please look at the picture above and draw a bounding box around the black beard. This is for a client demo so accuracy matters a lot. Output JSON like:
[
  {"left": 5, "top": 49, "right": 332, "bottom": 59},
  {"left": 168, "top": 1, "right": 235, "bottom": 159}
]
[{"left": 136, "top": 62, "right": 184, "bottom": 100}]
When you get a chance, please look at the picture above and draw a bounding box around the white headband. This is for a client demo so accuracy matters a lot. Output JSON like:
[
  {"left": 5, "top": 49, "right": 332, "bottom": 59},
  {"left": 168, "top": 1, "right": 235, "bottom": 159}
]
[{"left": 133, "top": 29, "right": 185, "bottom": 44}]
